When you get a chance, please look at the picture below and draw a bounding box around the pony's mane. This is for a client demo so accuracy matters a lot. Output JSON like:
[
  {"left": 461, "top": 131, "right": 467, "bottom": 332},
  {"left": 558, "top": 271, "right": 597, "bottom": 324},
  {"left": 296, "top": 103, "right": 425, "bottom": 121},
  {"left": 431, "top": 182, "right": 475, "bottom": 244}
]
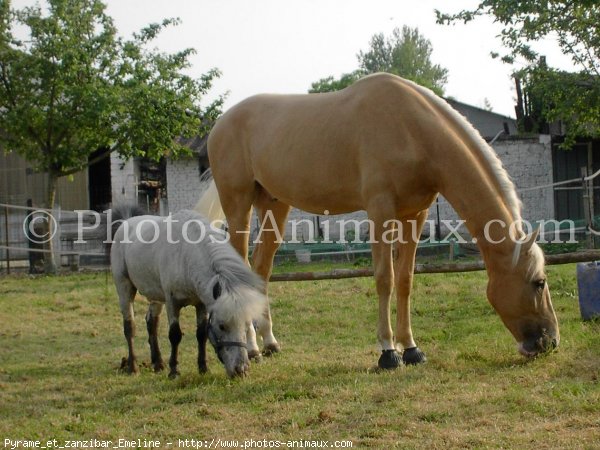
[
  {"left": 396, "top": 76, "right": 523, "bottom": 228},
  {"left": 174, "top": 209, "right": 266, "bottom": 322}
]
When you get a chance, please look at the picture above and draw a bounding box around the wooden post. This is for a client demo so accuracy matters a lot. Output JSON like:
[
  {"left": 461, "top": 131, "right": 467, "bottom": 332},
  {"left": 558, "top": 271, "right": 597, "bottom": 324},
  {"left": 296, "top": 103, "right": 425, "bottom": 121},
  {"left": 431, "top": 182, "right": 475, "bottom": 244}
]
[
  {"left": 4, "top": 205, "right": 9, "bottom": 274},
  {"left": 582, "top": 166, "right": 594, "bottom": 249},
  {"left": 587, "top": 142, "right": 596, "bottom": 248}
]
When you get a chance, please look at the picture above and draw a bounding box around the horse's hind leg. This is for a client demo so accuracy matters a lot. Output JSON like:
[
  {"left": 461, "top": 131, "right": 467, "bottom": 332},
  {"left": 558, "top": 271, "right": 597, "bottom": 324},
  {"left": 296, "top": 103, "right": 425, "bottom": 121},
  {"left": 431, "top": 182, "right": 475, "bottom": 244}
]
[
  {"left": 146, "top": 302, "right": 165, "bottom": 372},
  {"left": 394, "top": 211, "right": 428, "bottom": 365},
  {"left": 195, "top": 305, "right": 208, "bottom": 373},
  {"left": 252, "top": 191, "right": 291, "bottom": 355},
  {"left": 117, "top": 278, "right": 139, "bottom": 374}
]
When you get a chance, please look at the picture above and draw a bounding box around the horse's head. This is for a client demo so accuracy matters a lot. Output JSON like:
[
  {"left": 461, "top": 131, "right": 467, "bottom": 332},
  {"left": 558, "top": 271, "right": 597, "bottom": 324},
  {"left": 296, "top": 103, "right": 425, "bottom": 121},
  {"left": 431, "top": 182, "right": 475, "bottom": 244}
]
[
  {"left": 208, "top": 284, "right": 267, "bottom": 378},
  {"left": 486, "top": 231, "right": 559, "bottom": 357}
]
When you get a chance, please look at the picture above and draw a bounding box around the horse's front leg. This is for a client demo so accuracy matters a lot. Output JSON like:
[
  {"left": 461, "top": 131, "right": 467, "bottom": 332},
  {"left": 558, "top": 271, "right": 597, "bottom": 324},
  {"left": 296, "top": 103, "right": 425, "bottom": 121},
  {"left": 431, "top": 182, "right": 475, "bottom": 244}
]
[
  {"left": 146, "top": 302, "right": 165, "bottom": 372},
  {"left": 394, "top": 212, "right": 428, "bottom": 365},
  {"left": 195, "top": 305, "right": 208, "bottom": 373},
  {"left": 166, "top": 300, "right": 183, "bottom": 379},
  {"left": 368, "top": 201, "right": 401, "bottom": 369},
  {"left": 252, "top": 195, "right": 291, "bottom": 355}
]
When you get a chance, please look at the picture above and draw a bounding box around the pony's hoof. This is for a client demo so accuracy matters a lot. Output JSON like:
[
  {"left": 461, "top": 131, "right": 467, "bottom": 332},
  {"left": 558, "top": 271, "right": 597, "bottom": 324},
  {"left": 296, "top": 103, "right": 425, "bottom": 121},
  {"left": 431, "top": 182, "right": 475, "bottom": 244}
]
[
  {"left": 120, "top": 357, "right": 139, "bottom": 374},
  {"left": 262, "top": 343, "right": 281, "bottom": 357},
  {"left": 168, "top": 370, "right": 180, "bottom": 379},
  {"left": 378, "top": 349, "right": 402, "bottom": 370},
  {"left": 198, "top": 364, "right": 208, "bottom": 374},
  {"left": 248, "top": 349, "right": 262, "bottom": 362},
  {"left": 402, "top": 347, "right": 427, "bottom": 365},
  {"left": 153, "top": 361, "right": 165, "bottom": 373}
]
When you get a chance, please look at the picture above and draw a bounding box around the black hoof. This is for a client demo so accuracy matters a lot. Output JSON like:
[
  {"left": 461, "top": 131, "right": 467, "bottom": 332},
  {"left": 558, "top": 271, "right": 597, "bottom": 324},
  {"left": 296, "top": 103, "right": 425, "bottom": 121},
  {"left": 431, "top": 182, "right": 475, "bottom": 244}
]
[
  {"left": 378, "top": 349, "right": 403, "bottom": 370},
  {"left": 262, "top": 343, "right": 281, "bottom": 357},
  {"left": 402, "top": 347, "right": 427, "bottom": 365},
  {"left": 153, "top": 361, "right": 165, "bottom": 373},
  {"left": 168, "top": 370, "right": 180, "bottom": 379}
]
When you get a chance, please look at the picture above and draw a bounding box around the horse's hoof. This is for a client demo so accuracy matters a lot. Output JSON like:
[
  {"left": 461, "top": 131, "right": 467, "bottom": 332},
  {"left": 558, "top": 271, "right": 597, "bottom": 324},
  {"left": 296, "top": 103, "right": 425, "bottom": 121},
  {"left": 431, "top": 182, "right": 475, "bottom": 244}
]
[
  {"left": 378, "top": 349, "right": 403, "bottom": 370},
  {"left": 168, "top": 370, "right": 180, "bottom": 379},
  {"left": 153, "top": 361, "right": 165, "bottom": 373},
  {"left": 198, "top": 364, "right": 208, "bottom": 374},
  {"left": 402, "top": 347, "right": 427, "bottom": 365},
  {"left": 262, "top": 343, "right": 281, "bottom": 357}
]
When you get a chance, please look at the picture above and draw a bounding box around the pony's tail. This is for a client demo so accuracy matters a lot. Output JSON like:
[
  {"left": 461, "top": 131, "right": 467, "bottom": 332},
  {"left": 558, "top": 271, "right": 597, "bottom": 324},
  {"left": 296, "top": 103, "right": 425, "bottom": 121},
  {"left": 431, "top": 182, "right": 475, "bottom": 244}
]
[
  {"left": 108, "top": 203, "right": 146, "bottom": 240},
  {"left": 194, "top": 169, "right": 226, "bottom": 225},
  {"left": 105, "top": 204, "right": 146, "bottom": 261}
]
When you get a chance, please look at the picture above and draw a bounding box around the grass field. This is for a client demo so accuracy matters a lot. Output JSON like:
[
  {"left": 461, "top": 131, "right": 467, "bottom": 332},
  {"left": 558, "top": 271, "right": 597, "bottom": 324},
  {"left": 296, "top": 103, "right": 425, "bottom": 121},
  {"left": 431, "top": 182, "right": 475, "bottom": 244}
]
[{"left": 0, "top": 263, "right": 599, "bottom": 449}]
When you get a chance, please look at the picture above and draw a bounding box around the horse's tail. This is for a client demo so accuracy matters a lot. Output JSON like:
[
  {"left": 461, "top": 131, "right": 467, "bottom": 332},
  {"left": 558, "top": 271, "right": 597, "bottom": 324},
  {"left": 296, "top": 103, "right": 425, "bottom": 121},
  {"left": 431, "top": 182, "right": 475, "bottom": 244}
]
[{"left": 194, "top": 169, "right": 226, "bottom": 225}]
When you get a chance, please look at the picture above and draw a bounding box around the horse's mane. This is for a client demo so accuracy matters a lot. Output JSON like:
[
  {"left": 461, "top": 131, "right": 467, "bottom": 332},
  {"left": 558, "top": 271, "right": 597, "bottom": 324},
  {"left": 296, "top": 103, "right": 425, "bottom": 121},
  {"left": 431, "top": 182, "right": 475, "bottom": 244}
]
[
  {"left": 175, "top": 209, "right": 266, "bottom": 322},
  {"left": 386, "top": 76, "right": 546, "bottom": 273},
  {"left": 385, "top": 75, "right": 524, "bottom": 229}
]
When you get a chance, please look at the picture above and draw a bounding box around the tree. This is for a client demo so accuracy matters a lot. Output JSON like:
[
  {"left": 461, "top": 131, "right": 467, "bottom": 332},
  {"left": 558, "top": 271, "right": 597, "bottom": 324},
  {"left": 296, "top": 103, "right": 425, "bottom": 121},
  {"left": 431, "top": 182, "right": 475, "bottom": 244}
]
[
  {"left": 358, "top": 26, "right": 448, "bottom": 94},
  {"left": 0, "top": 0, "right": 222, "bottom": 272},
  {"left": 436, "top": 1, "right": 599, "bottom": 146},
  {"left": 309, "top": 70, "right": 362, "bottom": 94},
  {"left": 309, "top": 26, "right": 448, "bottom": 95}
]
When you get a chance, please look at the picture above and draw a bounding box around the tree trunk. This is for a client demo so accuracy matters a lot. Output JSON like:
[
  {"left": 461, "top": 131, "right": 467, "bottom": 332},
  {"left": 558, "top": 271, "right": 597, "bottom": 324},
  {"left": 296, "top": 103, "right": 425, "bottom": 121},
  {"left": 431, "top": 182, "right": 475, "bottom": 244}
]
[{"left": 43, "top": 171, "right": 58, "bottom": 274}]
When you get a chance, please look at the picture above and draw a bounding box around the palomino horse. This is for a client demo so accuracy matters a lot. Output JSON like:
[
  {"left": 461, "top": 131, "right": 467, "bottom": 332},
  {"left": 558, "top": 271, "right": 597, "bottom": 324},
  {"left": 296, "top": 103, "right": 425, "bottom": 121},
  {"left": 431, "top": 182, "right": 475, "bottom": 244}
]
[{"left": 196, "top": 72, "right": 559, "bottom": 369}]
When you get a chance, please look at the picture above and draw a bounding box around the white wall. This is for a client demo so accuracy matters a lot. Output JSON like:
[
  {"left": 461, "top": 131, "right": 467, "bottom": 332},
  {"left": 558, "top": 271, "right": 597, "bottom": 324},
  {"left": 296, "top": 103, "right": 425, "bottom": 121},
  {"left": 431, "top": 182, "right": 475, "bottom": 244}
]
[
  {"left": 166, "top": 156, "right": 203, "bottom": 213},
  {"left": 110, "top": 154, "right": 139, "bottom": 206}
]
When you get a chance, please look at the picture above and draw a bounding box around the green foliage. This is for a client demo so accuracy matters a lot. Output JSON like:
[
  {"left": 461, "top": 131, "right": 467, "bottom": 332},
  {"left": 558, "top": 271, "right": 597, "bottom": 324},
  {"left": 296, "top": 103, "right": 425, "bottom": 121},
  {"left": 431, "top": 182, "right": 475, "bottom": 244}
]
[
  {"left": 0, "top": 0, "right": 222, "bottom": 196},
  {"left": 309, "top": 26, "right": 448, "bottom": 95},
  {"left": 357, "top": 26, "right": 448, "bottom": 95},
  {"left": 308, "top": 70, "right": 362, "bottom": 94},
  {"left": 436, "top": 1, "right": 599, "bottom": 146}
]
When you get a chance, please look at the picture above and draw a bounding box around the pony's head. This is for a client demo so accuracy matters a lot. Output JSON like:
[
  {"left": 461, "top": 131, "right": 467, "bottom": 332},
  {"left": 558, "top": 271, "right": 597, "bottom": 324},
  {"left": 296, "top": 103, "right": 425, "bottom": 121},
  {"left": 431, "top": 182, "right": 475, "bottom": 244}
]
[
  {"left": 486, "top": 230, "right": 559, "bottom": 357},
  {"left": 207, "top": 282, "right": 267, "bottom": 378}
]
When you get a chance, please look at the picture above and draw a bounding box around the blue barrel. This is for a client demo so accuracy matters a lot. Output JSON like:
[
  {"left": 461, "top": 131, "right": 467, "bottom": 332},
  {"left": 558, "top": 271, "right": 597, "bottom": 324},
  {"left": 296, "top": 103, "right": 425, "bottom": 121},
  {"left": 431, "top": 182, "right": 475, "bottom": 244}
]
[{"left": 576, "top": 262, "right": 600, "bottom": 321}]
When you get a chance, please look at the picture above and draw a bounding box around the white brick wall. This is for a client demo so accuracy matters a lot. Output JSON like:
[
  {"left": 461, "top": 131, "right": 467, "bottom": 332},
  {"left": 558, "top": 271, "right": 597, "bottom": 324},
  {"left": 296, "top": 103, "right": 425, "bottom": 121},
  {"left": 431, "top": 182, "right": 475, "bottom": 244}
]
[
  {"left": 110, "top": 154, "right": 139, "bottom": 205},
  {"left": 166, "top": 156, "right": 202, "bottom": 213}
]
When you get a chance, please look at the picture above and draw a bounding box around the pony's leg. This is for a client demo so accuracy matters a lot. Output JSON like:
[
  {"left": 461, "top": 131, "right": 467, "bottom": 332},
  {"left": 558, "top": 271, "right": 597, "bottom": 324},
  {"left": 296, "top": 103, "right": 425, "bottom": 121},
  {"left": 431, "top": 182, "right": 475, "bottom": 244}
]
[
  {"left": 195, "top": 305, "right": 208, "bottom": 374},
  {"left": 166, "top": 301, "right": 183, "bottom": 379},
  {"left": 252, "top": 192, "right": 291, "bottom": 355},
  {"left": 368, "top": 199, "right": 401, "bottom": 369},
  {"left": 394, "top": 211, "right": 428, "bottom": 365},
  {"left": 117, "top": 278, "right": 139, "bottom": 374},
  {"left": 145, "top": 302, "right": 165, "bottom": 372}
]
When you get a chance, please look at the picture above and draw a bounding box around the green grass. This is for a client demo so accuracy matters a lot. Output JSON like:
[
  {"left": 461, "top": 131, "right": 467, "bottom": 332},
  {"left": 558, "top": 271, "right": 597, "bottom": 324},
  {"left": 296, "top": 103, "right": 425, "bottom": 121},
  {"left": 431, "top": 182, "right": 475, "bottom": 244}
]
[{"left": 0, "top": 264, "right": 599, "bottom": 448}]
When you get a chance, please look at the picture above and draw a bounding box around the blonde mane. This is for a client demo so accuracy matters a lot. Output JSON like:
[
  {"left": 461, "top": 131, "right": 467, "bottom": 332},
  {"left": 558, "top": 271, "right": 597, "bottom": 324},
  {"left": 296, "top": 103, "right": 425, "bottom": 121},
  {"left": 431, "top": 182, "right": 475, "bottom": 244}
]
[{"left": 396, "top": 77, "right": 523, "bottom": 229}]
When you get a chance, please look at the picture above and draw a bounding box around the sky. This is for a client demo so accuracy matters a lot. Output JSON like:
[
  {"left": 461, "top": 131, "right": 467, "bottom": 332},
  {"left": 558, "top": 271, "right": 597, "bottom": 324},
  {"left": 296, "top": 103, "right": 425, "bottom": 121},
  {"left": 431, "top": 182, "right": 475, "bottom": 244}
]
[{"left": 12, "top": 0, "right": 575, "bottom": 118}]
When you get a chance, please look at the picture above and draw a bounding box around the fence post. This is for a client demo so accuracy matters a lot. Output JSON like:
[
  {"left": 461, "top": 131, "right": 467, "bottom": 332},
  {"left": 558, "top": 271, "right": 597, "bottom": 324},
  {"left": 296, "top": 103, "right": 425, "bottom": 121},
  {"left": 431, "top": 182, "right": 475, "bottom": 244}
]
[
  {"left": 3, "top": 205, "right": 9, "bottom": 275},
  {"left": 54, "top": 206, "right": 62, "bottom": 269},
  {"left": 582, "top": 167, "right": 594, "bottom": 249}
]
